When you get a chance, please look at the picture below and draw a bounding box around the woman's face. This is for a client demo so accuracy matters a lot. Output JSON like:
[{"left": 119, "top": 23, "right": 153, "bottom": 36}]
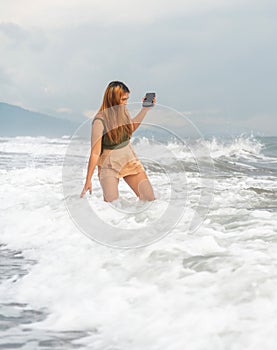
[{"left": 120, "top": 92, "right": 129, "bottom": 105}]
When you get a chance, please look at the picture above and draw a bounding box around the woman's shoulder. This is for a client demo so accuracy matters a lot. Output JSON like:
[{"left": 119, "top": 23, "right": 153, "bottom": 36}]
[
  {"left": 92, "top": 112, "right": 105, "bottom": 123},
  {"left": 92, "top": 111, "right": 104, "bottom": 120},
  {"left": 92, "top": 113, "right": 106, "bottom": 131}
]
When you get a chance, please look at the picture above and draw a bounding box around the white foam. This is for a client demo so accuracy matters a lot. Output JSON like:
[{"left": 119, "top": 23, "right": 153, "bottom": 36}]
[{"left": 0, "top": 135, "right": 277, "bottom": 349}]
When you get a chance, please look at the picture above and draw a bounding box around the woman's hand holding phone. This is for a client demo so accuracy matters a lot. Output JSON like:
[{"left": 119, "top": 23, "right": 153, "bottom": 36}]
[{"left": 142, "top": 92, "right": 156, "bottom": 109}]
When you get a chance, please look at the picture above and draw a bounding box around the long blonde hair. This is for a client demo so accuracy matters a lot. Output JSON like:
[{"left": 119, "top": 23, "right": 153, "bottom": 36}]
[{"left": 97, "top": 81, "right": 133, "bottom": 144}]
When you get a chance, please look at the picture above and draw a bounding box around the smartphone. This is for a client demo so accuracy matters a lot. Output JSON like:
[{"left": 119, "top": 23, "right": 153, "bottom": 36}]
[{"left": 143, "top": 92, "right": 156, "bottom": 107}]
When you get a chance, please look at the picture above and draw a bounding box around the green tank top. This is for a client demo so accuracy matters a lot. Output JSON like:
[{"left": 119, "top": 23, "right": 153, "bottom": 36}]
[{"left": 93, "top": 117, "right": 131, "bottom": 154}]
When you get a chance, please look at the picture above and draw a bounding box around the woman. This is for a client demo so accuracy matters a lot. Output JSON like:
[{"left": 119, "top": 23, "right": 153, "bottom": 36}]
[{"left": 80, "top": 81, "right": 156, "bottom": 202}]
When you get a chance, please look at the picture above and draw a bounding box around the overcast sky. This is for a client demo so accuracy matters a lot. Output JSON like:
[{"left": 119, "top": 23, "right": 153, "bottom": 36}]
[{"left": 0, "top": 0, "right": 276, "bottom": 136}]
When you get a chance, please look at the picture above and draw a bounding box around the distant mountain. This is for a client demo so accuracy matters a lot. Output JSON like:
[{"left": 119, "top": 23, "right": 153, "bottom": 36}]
[{"left": 0, "top": 102, "right": 82, "bottom": 137}]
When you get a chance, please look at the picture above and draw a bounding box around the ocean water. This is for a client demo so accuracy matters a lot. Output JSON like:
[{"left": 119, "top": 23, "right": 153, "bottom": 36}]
[{"left": 0, "top": 134, "right": 277, "bottom": 350}]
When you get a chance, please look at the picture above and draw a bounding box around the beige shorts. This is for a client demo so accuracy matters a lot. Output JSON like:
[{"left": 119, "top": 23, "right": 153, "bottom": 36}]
[{"left": 97, "top": 142, "right": 145, "bottom": 179}]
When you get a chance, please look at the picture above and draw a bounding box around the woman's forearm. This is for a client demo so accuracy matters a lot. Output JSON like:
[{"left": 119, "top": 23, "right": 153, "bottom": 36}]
[
  {"left": 85, "top": 153, "right": 99, "bottom": 182},
  {"left": 131, "top": 107, "right": 149, "bottom": 132}
]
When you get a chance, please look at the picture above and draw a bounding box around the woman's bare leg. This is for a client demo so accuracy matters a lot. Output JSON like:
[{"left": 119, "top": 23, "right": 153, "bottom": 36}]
[
  {"left": 123, "top": 171, "right": 155, "bottom": 201},
  {"left": 98, "top": 167, "right": 119, "bottom": 202}
]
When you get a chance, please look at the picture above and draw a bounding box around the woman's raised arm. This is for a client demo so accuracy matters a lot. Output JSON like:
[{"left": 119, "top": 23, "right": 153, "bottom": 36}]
[{"left": 130, "top": 96, "right": 156, "bottom": 132}]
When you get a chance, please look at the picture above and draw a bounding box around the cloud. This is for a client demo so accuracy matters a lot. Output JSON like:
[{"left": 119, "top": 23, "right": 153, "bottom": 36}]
[
  {"left": 55, "top": 107, "right": 72, "bottom": 114},
  {"left": 0, "top": 22, "right": 46, "bottom": 51},
  {"left": 0, "top": 0, "right": 276, "bottom": 136},
  {"left": 233, "top": 114, "right": 277, "bottom": 136},
  {"left": 0, "top": 0, "right": 259, "bottom": 28},
  {"left": 0, "top": 65, "right": 12, "bottom": 85}
]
